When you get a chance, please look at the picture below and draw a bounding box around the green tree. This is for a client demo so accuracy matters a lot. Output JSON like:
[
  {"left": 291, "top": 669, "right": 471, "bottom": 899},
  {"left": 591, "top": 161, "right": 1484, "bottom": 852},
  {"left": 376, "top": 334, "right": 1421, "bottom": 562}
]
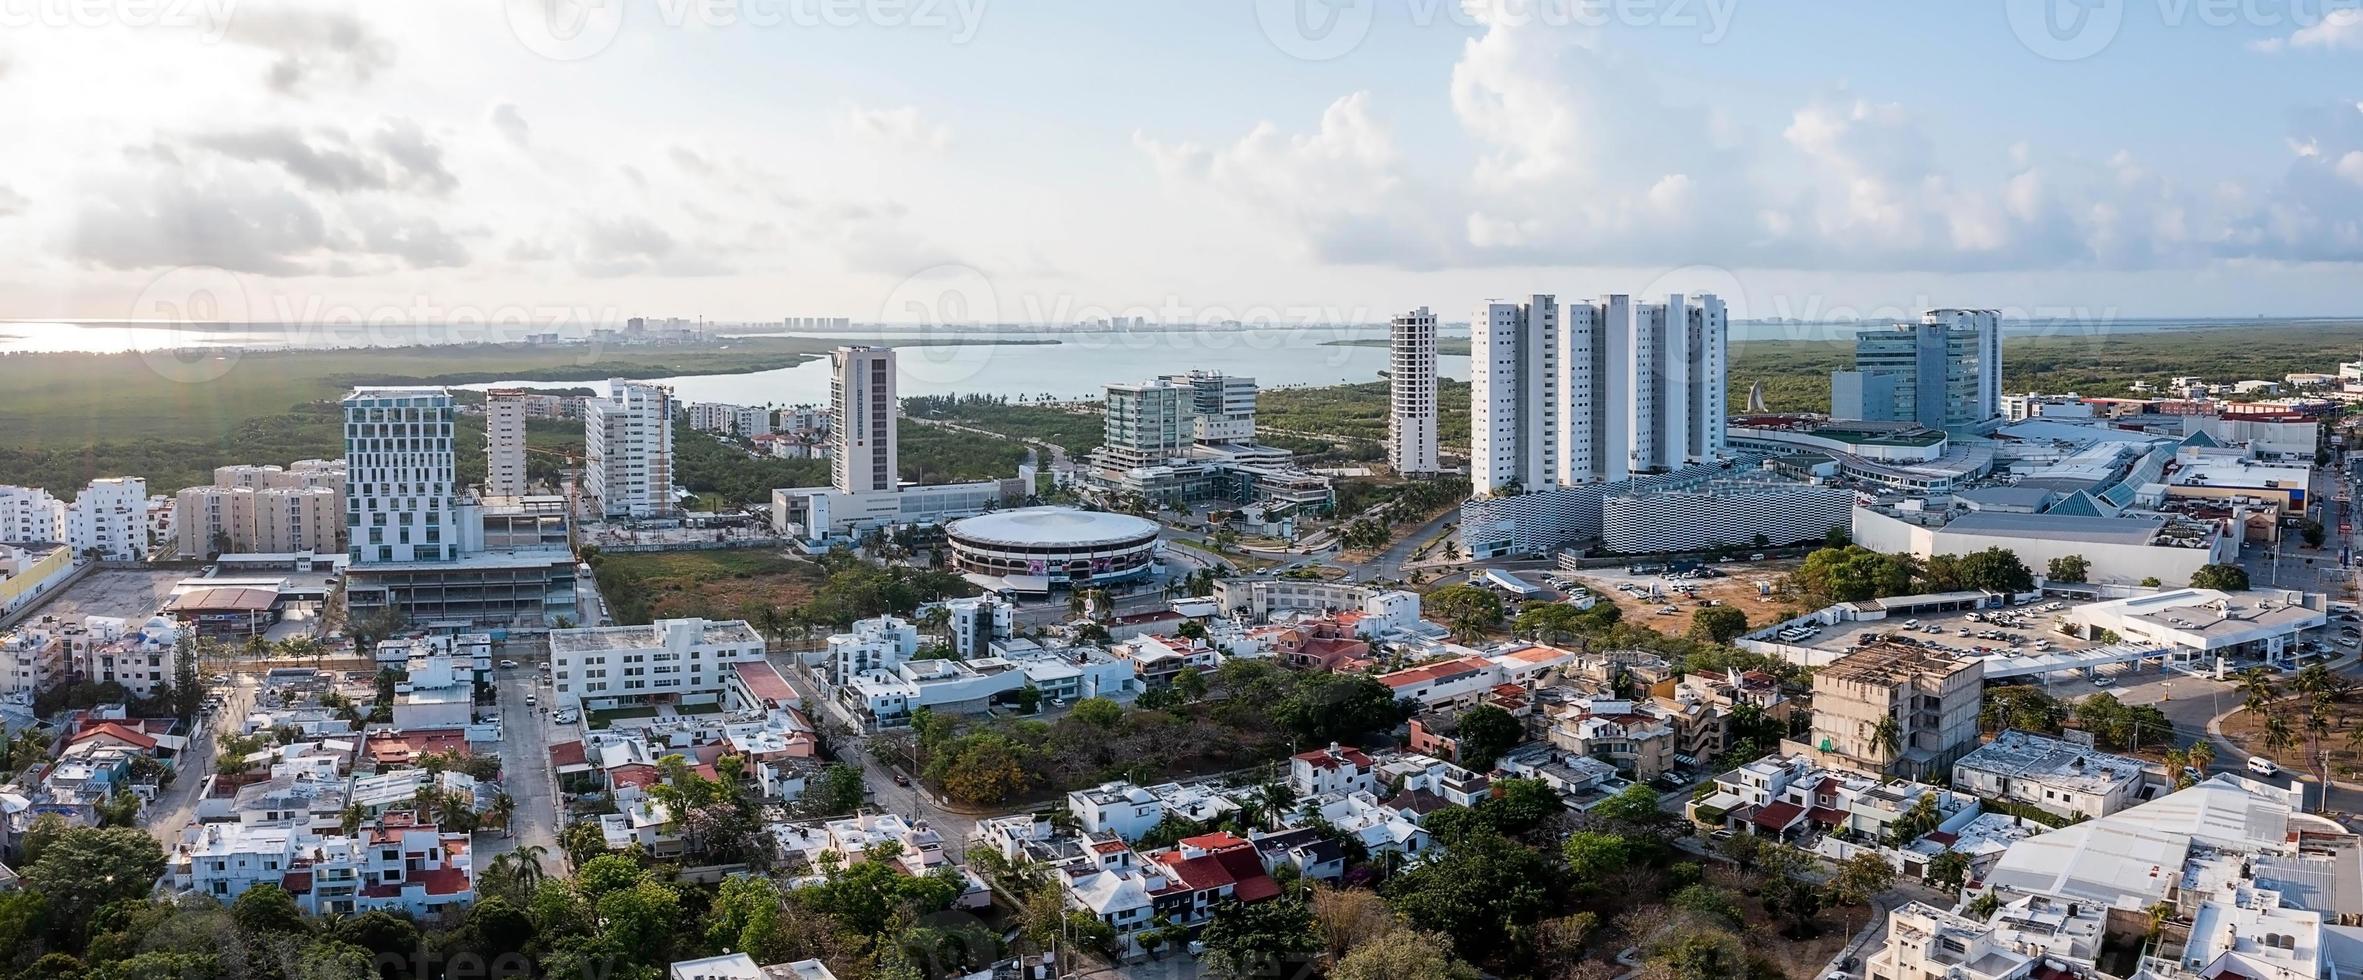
[
  {"left": 2046, "top": 553, "right": 2091, "bottom": 583},
  {"left": 1794, "top": 545, "right": 1915, "bottom": 601},
  {"left": 1646, "top": 927, "right": 1749, "bottom": 980},
  {"left": 1686, "top": 605, "right": 1750, "bottom": 643},
  {"left": 1559, "top": 831, "right": 1632, "bottom": 881},
  {"left": 1197, "top": 894, "right": 1318, "bottom": 980},
  {"left": 1383, "top": 828, "right": 1561, "bottom": 957},
  {"left": 232, "top": 881, "right": 308, "bottom": 935},
  {"left": 1829, "top": 852, "right": 1897, "bottom": 908},
  {"left": 1424, "top": 585, "right": 1505, "bottom": 640},
  {"left": 1272, "top": 673, "right": 1403, "bottom": 744},
  {"left": 20, "top": 827, "right": 167, "bottom": 944},
  {"left": 1450, "top": 704, "right": 1523, "bottom": 771},
  {"left": 1926, "top": 850, "right": 1971, "bottom": 894},
  {"left": 1587, "top": 783, "right": 1667, "bottom": 828},
  {"left": 2191, "top": 563, "right": 2250, "bottom": 591},
  {"left": 1067, "top": 697, "right": 1123, "bottom": 727},
  {"left": 1329, "top": 928, "right": 1480, "bottom": 980},
  {"left": 1954, "top": 546, "right": 2034, "bottom": 593}
]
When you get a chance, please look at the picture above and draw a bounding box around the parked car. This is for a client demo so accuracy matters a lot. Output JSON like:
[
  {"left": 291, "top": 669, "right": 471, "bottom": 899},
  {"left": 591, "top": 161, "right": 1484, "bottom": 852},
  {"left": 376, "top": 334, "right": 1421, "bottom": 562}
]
[
  {"left": 499, "top": 658, "right": 520, "bottom": 669},
  {"left": 2248, "top": 756, "right": 2280, "bottom": 776}
]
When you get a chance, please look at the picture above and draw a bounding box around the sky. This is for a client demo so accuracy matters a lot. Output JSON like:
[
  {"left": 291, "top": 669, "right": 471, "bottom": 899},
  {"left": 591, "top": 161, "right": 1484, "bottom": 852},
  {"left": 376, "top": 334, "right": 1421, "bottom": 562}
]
[{"left": 4, "top": 0, "right": 2363, "bottom": 330}]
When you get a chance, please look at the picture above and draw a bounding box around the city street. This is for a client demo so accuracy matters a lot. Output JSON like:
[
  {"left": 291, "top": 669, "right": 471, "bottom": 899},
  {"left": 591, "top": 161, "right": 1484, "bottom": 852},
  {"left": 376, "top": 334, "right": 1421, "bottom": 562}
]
[
  {"left": 775, "top": 653, "right": 982, "bottom": 844},
  {"left": 478, "top": 650, "right": 561, "bottom": 869},
  {"left": 144, "top": 673, "right": 255, "bottom": 847}
]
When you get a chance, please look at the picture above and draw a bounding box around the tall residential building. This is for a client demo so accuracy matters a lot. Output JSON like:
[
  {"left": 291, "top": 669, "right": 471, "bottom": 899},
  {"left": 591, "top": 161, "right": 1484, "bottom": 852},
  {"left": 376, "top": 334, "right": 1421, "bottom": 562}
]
[
  {"left": 1163, "top": 370, "right": 1257, "bottom": 445},
  {"left": 485, "top": 389, "right": 529, "bottom": 498},
  {"left": 584, "top": 379, "right": 677, "bottom": 518},
  {"left": 175, "top": 484, "right": 341, "bottom": 559},
  {"left": 830, "top": 346, "right": 898, "bottom": 494},
  {"left": 1791, "top": 643, "right": 1984, "bottom": 780},
  {"left": 1471, "top": 292, "right": 1727, "bottom": 495},
  {"left": 1834, "top": 309, "right": 2002, "bottom": 429},
  {"left": 1099, "top": 380, "right": 1191, "bottom": 470},
  {"left": 0, "top": 486, "right": 66, "bottom": 544},
  {"left": 1388, "top": 307, "right": 1440, "bottom": 475},
  {"left": 66, "top": 477, "right": 150, "bottom": 561},
  {"left": 345, "top": 388, "right": 458, "bottom": 564}
]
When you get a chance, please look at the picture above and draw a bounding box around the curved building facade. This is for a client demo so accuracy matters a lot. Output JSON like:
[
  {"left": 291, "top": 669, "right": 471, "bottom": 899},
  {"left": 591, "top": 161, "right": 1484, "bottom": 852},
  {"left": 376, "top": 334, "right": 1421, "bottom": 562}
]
[{"left": 946, "top": 507, "right": 1160, "bottom": 592}]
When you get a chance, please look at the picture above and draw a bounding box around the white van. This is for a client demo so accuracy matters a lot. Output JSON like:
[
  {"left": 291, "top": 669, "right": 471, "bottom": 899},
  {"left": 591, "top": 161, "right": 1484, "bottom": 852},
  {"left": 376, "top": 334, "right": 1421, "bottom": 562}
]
[{"left": 2247, "top": 756, "right": 2280, "bottom": 777}]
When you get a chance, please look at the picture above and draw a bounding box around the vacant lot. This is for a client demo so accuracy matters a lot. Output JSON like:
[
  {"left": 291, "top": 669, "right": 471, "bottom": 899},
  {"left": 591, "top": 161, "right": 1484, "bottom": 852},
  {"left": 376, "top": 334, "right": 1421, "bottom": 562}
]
[
  {"left": 1570, "top": 561, "right": 1803, "bottom": 637},
  {"left": 588, "top": 549, "right": 826, "bottom": 626},
  {"left": 10, "top": 567, "right": 187, "bottom": 626}
]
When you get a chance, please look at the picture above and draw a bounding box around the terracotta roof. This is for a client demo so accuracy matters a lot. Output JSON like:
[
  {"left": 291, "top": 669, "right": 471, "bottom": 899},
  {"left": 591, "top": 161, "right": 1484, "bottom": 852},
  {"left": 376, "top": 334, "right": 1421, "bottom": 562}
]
[
  {"left": 1291, "top": 745, "right": 1374, "bottom": 770},
  {"left": 1751, "top": 800, "right": 1807, "bottom": 831},
  {"left": 1380, "top": 657, "right": 1492, "bottom": 690},
  {"left": 1177, "top": 832, "right": 1250, "bottom": 851},
  {"left": 70, "top": 721, "right": 157, "bottom": 750},
  {"left": 548, "top": 740, "right": 587, "bottom": 767},
  {"left": 733, "top": 661, "right": 797, "bottom": 706},
  {"left": 609, "top": 764, "right": 661, "bottom": 790},
  {"left": 1384, "top": 789, "right": 1455, "bottom": 816},
  {"left": 1807, "top": 806, "right": 1848, "bottom": 826},
  {"left": 281, "top": 870, "right": 313, "bottom": 895}
]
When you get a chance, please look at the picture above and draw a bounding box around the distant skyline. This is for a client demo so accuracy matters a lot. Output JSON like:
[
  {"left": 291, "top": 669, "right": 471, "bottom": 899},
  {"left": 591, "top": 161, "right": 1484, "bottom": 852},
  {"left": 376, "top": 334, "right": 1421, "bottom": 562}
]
[{"left": 4, "top": 2, "right": 2363, "bottom": 326}]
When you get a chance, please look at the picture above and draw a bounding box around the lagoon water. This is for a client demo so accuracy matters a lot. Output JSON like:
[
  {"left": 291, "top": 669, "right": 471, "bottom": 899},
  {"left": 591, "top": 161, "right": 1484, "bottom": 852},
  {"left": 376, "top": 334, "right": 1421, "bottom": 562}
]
[{"left": 459, "top": 326, "right": 1476, "bottom": 405}]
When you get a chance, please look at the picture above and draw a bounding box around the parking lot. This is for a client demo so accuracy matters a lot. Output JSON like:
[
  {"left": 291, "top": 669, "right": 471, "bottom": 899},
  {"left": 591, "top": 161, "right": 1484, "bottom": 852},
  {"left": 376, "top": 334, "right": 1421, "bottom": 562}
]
[
  {"left": 1811, "top": 602, "right": 2106, "bottom": 661},
  {"left": 12, "top": 567, "right": 186, "bottom": 624}
]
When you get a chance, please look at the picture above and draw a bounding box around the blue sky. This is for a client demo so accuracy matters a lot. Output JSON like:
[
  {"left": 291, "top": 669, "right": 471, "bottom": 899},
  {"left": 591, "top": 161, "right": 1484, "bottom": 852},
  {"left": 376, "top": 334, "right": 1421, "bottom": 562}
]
[{"left": 3, "top": 0, "right": 2361, "bottom": 327}]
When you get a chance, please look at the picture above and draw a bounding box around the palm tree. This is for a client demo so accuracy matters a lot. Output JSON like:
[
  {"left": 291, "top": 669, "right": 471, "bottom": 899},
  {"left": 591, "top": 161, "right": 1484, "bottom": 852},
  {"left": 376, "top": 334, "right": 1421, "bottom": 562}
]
[
  {"left": 514, "top": 843, "right": 549, "bottom": 890},
  {"left": 917, "top": 605, "right": 952, "bottom": 650},
  {"left": 2239, "top": 668, "right": 2279, "bottom": 713},
  {"left": 2263, "top": 715, "right": 2297, "bottom": 759},
  {"left": 488, "top": 791, "right": 517, "bottom": 838},
  {"left": 2188, "top": 739, "right": 2215, "bottom": 775},
  {"left": 2294, "top": 664, "right": 2334, "bottom": 701},
  {"left": 1871, "top": 713, "right": 1903, "bottom": 770},
  {"left": 2164, "top": 747, "right": 2191, "bottom": 788},
  {"left": 755, "top": 605, "right": 790, "bottom": 652},
  {"left": 1256, "top": 782, "right": 1296, "bottom": 830}
]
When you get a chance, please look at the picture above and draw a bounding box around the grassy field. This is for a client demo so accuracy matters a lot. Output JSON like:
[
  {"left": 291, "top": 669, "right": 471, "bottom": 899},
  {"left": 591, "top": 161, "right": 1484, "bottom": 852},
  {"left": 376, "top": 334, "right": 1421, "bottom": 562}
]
[{"left": 586, "top": 548, "right": 825, "bottom": 626}]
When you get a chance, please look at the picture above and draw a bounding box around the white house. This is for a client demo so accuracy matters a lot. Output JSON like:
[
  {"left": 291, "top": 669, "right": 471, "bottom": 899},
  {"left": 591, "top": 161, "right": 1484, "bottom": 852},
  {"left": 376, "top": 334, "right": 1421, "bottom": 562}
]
[
  {"left": 1288, "top": 743, "right": 1378, "bottom": 798},
  {"left": 1951, "top": 729, "right": 2152, "bottom": 820},
  {"left": 1068, "top": 781, "right": 1164, "bottom": 841},
  {"left": 822, "top": 615, "right": 919, "bottom": 684}
]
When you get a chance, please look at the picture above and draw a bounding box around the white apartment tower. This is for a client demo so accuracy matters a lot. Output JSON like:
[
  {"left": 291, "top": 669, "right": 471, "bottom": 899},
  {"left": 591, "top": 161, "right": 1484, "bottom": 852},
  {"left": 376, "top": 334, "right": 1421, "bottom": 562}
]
[
  {"left": 1471, "top": 292, "right": 1727, "bottom": 496},
  {"left": 485, "top": 389, "right": 529, "bottom": 498},
  {"left": 0, "top": 486, "right": 66, "bottom": 544},
  {"left": 1388, "top": 308, "right": 1440, "bottom": 475},
  {"left": 830, "top": 346, "right": 898, "bottom": 495},
  {"left": 66, "top": 477, "right": 150, "bottom": 561},
  {"left": 343, "top": 388, "right": 458, "bottom": 565},
  {"left": 584, "top": 380, "right": 677, "bottom": 519}
]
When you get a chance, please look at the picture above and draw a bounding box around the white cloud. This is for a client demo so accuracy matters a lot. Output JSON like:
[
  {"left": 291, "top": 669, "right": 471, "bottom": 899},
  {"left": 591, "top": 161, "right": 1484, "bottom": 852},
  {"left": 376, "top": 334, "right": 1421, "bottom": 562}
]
[
  {"left": 2339, "top": 151, "right": 2363, "bottom": 187},
  {"left": 837, "top": 105, "right": 953, "bottom": 154},
  {"left": 2290, "top": 8, "right": 2363, "bottom": 50},
  {"left": 219, "top": 4, "right": 396, "bottom": 96},
  {"left": 488, "top": 104, "right": 530, "bottom": 148}
]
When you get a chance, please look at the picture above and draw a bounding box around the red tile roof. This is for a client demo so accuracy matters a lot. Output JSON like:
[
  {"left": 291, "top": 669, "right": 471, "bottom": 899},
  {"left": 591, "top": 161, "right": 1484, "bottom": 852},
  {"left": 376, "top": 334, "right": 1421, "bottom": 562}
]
[
  {"left": 70, "top": 721, "right": 157, "bottom": 751},
  {"left": 733, "top": 661, "right": 797, "bottom": 706},
  {"left": 1177, "top": 832, "right": 1250, "bottom": 851},
  {"left": 1291, "top": 745, "right": 1374, "bottom": 770},
  {"left": 1154, "top": 846, "right": 1280, "bottom": 904},
  {"left": 548, "top": 740, "right": 587, "bottom": 767},
  {"left": 1379, "top": 657, "right": 1492, "bottom": 690},
  {"left": 609, "top": 764, "right": 661, "bottom": 790},
  {"left": 1751, "top": 800, "right": 1807, "bottom": 831},
  {"left": 281, "top": 870, "right": 313, "bottom": 895}
]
